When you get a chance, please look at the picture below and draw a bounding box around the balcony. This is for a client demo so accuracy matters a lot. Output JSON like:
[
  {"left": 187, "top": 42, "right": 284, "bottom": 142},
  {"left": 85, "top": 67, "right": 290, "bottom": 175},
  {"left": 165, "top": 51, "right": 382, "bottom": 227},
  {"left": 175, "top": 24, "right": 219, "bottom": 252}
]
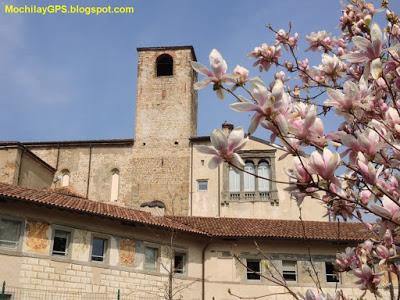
[{"left": 225, "top": 191, "right": 278, "bottom": 204}]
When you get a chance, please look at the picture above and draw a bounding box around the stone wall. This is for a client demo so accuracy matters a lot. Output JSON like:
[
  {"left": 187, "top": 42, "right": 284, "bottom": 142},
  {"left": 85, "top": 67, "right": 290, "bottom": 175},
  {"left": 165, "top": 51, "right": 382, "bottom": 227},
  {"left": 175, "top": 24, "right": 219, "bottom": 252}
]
[
  {"left": 17, "top": 257, "right": 202, "bottom": 299},
  {"left": 29, "top": 144, "right": 134, "bottom": 204},
  {"left": 131, "top": 48, "right": 198, "bottom": 215}
]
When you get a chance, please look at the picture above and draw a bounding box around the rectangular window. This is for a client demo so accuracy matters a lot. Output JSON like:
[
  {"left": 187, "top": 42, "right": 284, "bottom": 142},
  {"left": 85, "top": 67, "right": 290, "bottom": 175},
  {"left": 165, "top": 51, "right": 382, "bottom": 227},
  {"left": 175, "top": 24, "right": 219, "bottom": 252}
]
[
  {"left": 246, "top": 259, "right": 261, "bottom": 280},
  {"left": 325, "top": 262, "right": 339, "bottom": 282},
  {"left": 52, "top": 230, "right": 71, "bottom": 256},
  {"left": 282, "top": 260, "right": 297, "bottom": 281},
  {"left": 197, "top": 180, "right": 208, "bottom": 191},
  {"left": 144, "top": 246, "right": 158, "bottom": 271},
  {"left": 174, "top": 252, "right": 186, "bottom": 274},
  {"left": 91, "top": 237, "right": 107, "bottom": 262},
  {"left": 0, "top": 218, "right": 22, "bottom": 249}
]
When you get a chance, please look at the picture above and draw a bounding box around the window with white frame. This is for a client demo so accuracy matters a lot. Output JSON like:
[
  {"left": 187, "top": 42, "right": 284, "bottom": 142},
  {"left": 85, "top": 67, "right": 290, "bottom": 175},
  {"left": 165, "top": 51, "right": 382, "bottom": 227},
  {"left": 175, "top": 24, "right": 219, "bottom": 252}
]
[
  {"left": 0, "top": 218, "right": 22, "bottom": 249},
  {"left": 246, "top": 258, "right": 261, "bottom": 280},
  {"left": 61, "top": 170, "right": 70, "bottom": 187},
  {"left": 174, "top": 251, "right": 186, "bottom": 274},
  {"left": 52, "top": 230, "right": 71, "bottom": 256},
  {"left": 110, "top": 169, "right": 120, "bottom": 202},
  {"left": 325, "top": 262, "right": 339, "bottom": 282},
  {"left": 229, "top": 167, "right": 240, "bottom": 192},
  {"left": 144, "top": 246, "right": 158, "bottom": 271},
  {"left": 197, "top": 180, "right": 208, "bottom": 192},
  {"left": 282, "top": 260, "right": 297, "bottom": 281},
  {"left": 91, "top": 237, "right": 107, "bottom": 262},
  {"left": 258, "top": 161, "right": 271, "bottom": 192},
  {"left": 243, "top": 162, "right": 255, "bottom": 191}
]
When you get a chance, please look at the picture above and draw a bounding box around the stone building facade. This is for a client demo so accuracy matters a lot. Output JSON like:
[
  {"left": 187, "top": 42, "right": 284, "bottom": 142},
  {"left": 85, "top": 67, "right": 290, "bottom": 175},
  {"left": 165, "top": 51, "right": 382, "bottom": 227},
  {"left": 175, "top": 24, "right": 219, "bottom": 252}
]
[
  {"left": 1, "top": 45, "right": 326, "bottom": 221},
  {"left": 0, "top": 45, "right": 375, "bottom": 299}
]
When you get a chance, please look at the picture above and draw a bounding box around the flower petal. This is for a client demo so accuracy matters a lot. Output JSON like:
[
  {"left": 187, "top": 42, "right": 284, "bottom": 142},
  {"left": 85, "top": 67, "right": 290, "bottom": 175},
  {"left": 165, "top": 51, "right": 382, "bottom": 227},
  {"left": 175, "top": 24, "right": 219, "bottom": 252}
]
[
  {"left": 208, "top": 156, "right": 222, "bottom": 169},
  {"left": 230, "top": 153, "right": 245, "bottom": 168},
  {"left": 227, "top": 127, "right": 245, "bottom": 150},
  {"left": 194, "top": 79, "right": 212, "bottom": 90},
  {"left": 248, "top": 113, "right": 264, "bottom": 135},
  {"left": 370, "top": 23, "right": 383, "bottom": 56},
  {"left": 352, "top": 36, "right": 370, "bottom": 52},
  {"left": 191, "top": 61, "right": 213, "bottom": 77},
  {"left": 230, "top": 102, "right": 260, "bottom": 112},
  {"left": 210, "top": 128, "right": 227, "bottom": 152},
  {"left": 370, "top": 58, "right": 382, "bottom": 79},
  {"left": 196, "top": 145, "right": 219, "bottom": 155}
]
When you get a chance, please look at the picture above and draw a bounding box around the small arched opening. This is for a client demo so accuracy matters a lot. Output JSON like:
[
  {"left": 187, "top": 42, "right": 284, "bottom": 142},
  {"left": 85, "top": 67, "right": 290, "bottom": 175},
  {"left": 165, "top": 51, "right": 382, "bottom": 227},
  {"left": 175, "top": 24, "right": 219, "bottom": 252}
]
[{"left": 156, "top": 54, "right": 173, "bottom": 77}]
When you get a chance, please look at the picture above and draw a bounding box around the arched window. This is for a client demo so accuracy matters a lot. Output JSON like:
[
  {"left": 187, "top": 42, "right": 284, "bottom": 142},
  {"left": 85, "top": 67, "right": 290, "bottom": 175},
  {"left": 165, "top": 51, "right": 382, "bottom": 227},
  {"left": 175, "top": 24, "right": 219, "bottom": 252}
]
[
  {"left": 258, "top": 161, "right": 271, "bottom": 192},
  {"left": 243, "top": 162, "right": 255, "bottom": 192},
  {"left": 110, "top": 169, "right": 120, "bottom": 202},
  {"left": 61, "top": 170, "right": 70, "bottom": 187},
  {"left": 229, "top": 167, "right": 240, "bottom": 192},
  {"left": 156, "top": 54, "right": 173, "bottom": 77}
]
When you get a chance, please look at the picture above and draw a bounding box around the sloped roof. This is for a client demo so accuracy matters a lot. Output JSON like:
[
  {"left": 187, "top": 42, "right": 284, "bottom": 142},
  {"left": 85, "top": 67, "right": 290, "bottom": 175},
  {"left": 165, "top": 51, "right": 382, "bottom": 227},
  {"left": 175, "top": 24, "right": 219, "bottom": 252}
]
[
  {"left": 170, "top": 216, "right": 369, "bottom": 242},
  {"left": 0, "top": 183, "right": 370, "bottom": 242},
  {"left": 0, "top": 183, "right": 202, "bottom": 235}
]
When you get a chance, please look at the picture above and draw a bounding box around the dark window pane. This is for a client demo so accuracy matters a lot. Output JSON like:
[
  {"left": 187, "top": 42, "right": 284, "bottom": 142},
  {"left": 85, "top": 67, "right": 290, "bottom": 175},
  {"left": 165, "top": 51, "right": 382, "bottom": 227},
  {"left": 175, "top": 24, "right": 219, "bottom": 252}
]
[
  {"left": 198, "top": 180, "right": 208, "bottom": 191},
  {"left": 246, "top": 259, "right": 261, "bottom": 280},
  {"left": 283, "top": 271, "right": 297, "bottom": 281},
  {"left": 0, "top": 219, "right": 21, "bottom": 248},
  {"left": 174, "top": 253, "right": 186, "bottom": 274},
  {"left": 156, "top": 54, "right": 173, "bottom": 76},
  {"left": 145, "top": 247, "right": 158, "bottom": 270},
  {"left": 52, "top": 230, "right": 70, "bottom": 256},
  {"left": 325, "top": 262, "right": 339, "bottom": 282},
  {"left": 282, "top": 261, "right": 297, "bottom": 281},
  {"left": 91, "top": 238, "right": 106, "bottom": 261}
]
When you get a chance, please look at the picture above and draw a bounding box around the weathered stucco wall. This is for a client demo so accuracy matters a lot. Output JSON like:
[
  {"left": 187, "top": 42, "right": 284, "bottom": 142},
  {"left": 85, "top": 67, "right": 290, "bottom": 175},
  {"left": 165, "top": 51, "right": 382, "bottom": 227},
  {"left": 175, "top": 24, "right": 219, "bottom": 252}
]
[
  {"left": 18, "top": 152, "right": 54, "bottom": 189},
  {"left": 0, "top": 147, "right": 20, "bottom": 185},
  {"left": 0, "top": 201, "right": 385, "bottom": 300},
  {"left": 191, "top": 137, "right": 328, "bottom": 221}
]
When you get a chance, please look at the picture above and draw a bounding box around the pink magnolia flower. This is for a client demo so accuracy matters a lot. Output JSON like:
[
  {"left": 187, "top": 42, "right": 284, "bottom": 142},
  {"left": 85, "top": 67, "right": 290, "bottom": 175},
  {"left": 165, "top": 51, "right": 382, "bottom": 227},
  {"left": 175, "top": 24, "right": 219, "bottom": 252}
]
[
  {"left": 359, "top": 190, "right": 372, "bottom": 205},
  {"left": 336, "top": 247, "right": 359, "bottom": 272},
  {"left": 325, "top": 78, "right": 368, "bottom": 115},
  {"left": 191, "top": 49, "right": 232, "bottom": 99},
  {"left": 290, "top": 105, "right": 325, "bottom": 147},
  {"left": 374, "top": 245, "right": 390, "bottom": 264},
  {"left": 230, "top": 79, "right": 289, "bottom": 135},
  {"left": 232, "top": 65, "right": 249, "bottom": 86},
  {"left": 356, "top": 152, "right": 383, "bottom": 185},
  {"left": 342, "top": 23, "right": 382, "bottom": 63},
  {"left": 275, "top": 29, "right": 299, "bottom": 50},
  {"left": 342, "top": 129, "right": 382, "bottom": 161},
  {"left": 249, "top": 43, "right": 281, "bottom": 72},
  {"left": 196, "top": 127, "right": 247, "bottom": 169},
  {"left": 383, "top": 229, "right": 394, "bottom": 247},
  {"left": 305, "top": 31, "right": 334, "bottom": 51},
  {"left": 353, "top": 264, "right": 383, "bottom": 291},
  {"left": 308, "top": 148, "right": 340, "bottom": 182},
  {"left": 385, "top": 107, "right": 400, "bottom": 134},
  {"left": 370, "top": 197, "right": 400, "bottom": 223},
  {"left": 316, "top": 54, "right": 346, "bottom": 81}
]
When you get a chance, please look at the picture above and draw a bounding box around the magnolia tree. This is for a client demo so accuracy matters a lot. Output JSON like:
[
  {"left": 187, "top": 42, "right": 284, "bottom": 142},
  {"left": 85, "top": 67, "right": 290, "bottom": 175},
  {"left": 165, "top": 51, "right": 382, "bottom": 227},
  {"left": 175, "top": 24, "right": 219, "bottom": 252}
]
[{"left": 192, "top": 0, "right": 400, "bottom": 299}]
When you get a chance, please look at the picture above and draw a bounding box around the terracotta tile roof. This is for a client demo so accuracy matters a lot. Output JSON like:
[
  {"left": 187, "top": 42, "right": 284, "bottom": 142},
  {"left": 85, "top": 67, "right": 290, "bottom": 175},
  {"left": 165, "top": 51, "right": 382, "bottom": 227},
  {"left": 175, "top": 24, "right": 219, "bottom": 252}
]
[
  {"left": 0, "top": 183, "right": 370, "bottom": 242},
  {"left": 0, "top": 183, "right": 202, "bottom": 235},
  {"left": 169, "top": 216, "right": 370, "bottom": 242}
]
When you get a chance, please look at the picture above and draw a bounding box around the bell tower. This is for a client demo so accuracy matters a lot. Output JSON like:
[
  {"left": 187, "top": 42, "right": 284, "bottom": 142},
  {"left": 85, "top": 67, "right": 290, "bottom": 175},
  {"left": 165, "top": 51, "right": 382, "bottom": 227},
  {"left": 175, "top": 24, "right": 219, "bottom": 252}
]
[{"left": 132, "top": 46, "right": 198, "bottom": 215}]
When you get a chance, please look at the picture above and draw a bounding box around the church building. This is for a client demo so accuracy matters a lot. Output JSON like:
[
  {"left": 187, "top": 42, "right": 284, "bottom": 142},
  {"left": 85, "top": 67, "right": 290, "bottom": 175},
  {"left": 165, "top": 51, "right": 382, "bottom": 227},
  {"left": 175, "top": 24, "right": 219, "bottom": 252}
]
[{"left": 0, "top": 46, "right": 375, "bottom": 299}]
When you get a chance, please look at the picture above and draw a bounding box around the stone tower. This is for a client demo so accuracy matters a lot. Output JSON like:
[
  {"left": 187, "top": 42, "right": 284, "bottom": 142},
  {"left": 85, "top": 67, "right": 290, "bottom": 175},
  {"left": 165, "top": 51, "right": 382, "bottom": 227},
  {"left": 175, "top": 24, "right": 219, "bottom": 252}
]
[{"left": 132, "top": 46, "right": 197, "bottom": 215}]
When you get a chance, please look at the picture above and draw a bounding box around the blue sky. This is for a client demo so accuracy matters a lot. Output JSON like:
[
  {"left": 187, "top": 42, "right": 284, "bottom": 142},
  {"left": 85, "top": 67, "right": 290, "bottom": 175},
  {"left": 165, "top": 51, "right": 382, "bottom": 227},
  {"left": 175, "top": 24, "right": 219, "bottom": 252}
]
[{"left": 0, "top": 0, "right": 399, "bottom": 142}]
